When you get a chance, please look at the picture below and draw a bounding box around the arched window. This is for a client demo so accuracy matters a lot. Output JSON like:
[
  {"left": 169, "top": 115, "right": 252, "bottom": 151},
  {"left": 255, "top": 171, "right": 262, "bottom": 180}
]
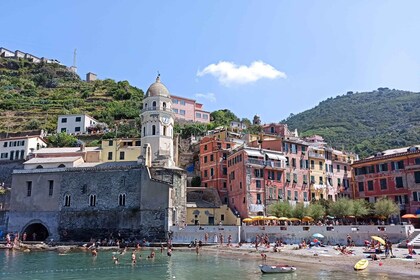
[
  {"left": 152, "top": 101, "right": 157, "bottom": 109},
  {"left": 163, "top": 102, "right": 166, "bottom": 109},
  {"left": 163, "top": 126, "right": 167, "bottom": 136},
  {"left": 36, "top": 165, "right": 43, "bottom": 169},
  {"left": 58, "top": 164, "right": 66, "bottom": 168},
  {"left": 119, "top": 193, "right": 126, "bottom": 206},
  {"left": 64, "top": 194, "right": 71, "bottom": 207},
  {"left": 152, "top": 125, "right": 156, "bottom": 135},
  {"left": 144, "top": 103, "right": 147, "bottom": 110},
  {"left": 89, "top": 194, "right": 97, "bottom": 207},
  {"left": 20, "top": 150, "right": 24, "bottom": 159},
  {"left": 143, "top": 127, "right": 146, "bottom": 136}
]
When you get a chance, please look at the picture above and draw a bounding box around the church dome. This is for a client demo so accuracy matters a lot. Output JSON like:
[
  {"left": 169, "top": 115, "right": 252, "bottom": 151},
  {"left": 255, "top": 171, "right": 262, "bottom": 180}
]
[{"left": 146, "top": 75, "right": 170, "bottom": 98}]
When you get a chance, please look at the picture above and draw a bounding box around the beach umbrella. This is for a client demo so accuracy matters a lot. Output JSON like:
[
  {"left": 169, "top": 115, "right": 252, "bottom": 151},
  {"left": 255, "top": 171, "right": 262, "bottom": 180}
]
[
  {"left": 371, "top": 236, "right": 386, "bottom": 245},
  {"left": 288, "top": 218, "right": 300, "bottom": 221},
  {"left": 326, "top": 215, "right": 335, "bottom": 219},
  {"left": 302, "top": 216, "right": 314, "bottom": 222},
  {"left": 312, "top": 233, "right": 324, "bottom": 239},
  {"left": 402, "top": 214, "right": 417, "bottom": 219},
  {"left": 278, "top": 217, "right": 289, "bottom": 221},
  {"left": 252, "top": 216, "right": 264, "bottom": 220},
  {"left": 243, "top": 218, "right": 253, "bottom": 223},
  {"left": 266, "top": 216, "right": 279, "bottom": 220}
]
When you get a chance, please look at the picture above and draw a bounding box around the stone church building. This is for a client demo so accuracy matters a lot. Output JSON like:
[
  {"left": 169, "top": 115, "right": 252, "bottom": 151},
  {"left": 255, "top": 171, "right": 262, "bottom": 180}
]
[{"left": 7, "top": 76, "right": 187, "bottom": 242}]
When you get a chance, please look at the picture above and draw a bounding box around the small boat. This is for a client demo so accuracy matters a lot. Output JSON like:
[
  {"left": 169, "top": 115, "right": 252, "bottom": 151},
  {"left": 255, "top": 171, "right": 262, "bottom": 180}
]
[
  {"left": 259, "top": 264, "right": 296, "bottom": 274},
  {"left": 354, "top": 259, "right": 369, "bottom": 270}
]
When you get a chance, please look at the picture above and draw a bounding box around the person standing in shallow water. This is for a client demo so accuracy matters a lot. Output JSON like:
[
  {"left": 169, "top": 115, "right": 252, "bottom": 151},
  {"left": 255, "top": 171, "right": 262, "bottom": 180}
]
[{"left": 131, "top": 250, "right": 137, "bottom": 264}]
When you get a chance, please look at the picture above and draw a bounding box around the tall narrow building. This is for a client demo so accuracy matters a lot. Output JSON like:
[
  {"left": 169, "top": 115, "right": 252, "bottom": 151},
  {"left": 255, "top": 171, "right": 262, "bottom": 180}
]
[{"left": 140, "top": 75, "right": 175, "bottom": 167}]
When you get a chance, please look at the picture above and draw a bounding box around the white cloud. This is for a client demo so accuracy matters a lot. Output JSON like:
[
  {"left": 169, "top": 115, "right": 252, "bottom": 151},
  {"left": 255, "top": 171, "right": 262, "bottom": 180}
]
[
  {"left": 197, "top": 60, "right": 286, "bottom": 86},
  {"left": 195, "top": 92, "right": 216, "bottom": 102}
]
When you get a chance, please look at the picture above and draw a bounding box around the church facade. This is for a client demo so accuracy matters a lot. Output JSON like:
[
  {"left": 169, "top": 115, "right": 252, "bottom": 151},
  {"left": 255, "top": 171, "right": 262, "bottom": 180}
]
[{"left": 6, "top": 76, "right": 187, "bottom": 242}]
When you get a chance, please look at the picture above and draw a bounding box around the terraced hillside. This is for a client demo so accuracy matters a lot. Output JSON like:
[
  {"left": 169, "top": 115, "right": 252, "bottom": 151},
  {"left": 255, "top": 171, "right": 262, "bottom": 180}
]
[{"left": 0, "top": 57, "right": 144, "bottom": 134}]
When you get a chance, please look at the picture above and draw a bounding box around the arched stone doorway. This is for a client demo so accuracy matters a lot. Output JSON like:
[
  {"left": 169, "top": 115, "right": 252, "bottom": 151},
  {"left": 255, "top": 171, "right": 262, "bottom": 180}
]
[{"left": 23, "top": 222, "right": 49, "bottom": 241}]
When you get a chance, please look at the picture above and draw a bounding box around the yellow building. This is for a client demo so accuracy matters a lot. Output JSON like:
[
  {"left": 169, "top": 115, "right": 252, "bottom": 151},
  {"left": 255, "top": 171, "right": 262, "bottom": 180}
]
[
  {"left": 309, "top": 146, "right": 327, "bottom": 200},
  {"left": 186, "top": 202, "right": 240, "bottom": 226},
  {"left": 101, "top": 138, "right": 141, "bottom": 162}
]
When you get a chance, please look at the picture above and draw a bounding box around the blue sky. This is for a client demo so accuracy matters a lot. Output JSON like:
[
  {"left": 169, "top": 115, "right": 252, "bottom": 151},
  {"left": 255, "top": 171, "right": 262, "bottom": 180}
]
[{"left": 2, "top": 1, "right": 420, "bottom": 123}]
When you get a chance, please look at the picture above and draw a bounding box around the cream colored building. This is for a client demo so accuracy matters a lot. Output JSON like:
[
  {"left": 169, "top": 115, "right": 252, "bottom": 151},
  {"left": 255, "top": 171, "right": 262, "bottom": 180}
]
[
  {"left": 0, "top": 135, "right": 47, "bottom": 161},
  {"left": 101, "top": 138, "right": 141, "bottom": 162},
  {"left": 186, "top": 203, "right": 240, "bottom": 226}
]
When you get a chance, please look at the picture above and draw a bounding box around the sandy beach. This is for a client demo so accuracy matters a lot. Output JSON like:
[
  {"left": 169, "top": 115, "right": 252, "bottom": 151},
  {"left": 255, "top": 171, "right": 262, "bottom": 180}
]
[{"left": 198, "top": 243, "right": 420, "bottom": 277}]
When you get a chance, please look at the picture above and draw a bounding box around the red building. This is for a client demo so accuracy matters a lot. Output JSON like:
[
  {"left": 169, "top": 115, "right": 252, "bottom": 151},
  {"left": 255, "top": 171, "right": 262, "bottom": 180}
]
[
  {"left": 199, "top": 132, "right": 235, "bottom": 204},
  {"left": 352, "top": 145, "right": 420, "bottom": 216},
  {"left": 227, "top": 147, "right": 286, "bottom": 218}
]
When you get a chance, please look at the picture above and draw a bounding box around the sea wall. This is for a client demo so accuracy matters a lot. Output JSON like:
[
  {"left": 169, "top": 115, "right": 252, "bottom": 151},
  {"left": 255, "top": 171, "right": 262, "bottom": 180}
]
[{"left": 170, "top": 224, "right": 415, "bottom": 245}]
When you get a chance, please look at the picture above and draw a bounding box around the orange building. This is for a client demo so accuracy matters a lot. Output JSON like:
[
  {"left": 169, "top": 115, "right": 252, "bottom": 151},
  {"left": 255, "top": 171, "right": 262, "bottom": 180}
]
[{"left": 352, "top": 145, "right": 420, "bottom": 216}]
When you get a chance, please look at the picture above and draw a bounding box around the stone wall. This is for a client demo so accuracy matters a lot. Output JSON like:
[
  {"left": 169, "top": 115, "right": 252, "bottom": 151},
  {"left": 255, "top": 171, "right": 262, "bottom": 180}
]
[{"left": 0, "top": 160, "right": 24, "bottom": 188}]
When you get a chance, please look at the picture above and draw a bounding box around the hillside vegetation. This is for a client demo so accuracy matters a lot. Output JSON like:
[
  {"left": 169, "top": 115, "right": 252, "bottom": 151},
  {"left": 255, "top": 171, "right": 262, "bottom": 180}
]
[
  {"left": 0, "top": 57, "right": 143, "bottom": 135},
  {"left": 284, "top": 88, "right": 420, "bottom": 158}
]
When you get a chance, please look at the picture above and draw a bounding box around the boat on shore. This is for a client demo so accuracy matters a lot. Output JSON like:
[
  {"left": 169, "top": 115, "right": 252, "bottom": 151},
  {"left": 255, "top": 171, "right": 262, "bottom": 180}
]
[
  {"left": 259, "top": 264, "right": 296, "bottom": 274},
  {"left": 354, "top": 259, "right": 369, "bottom": 270}
]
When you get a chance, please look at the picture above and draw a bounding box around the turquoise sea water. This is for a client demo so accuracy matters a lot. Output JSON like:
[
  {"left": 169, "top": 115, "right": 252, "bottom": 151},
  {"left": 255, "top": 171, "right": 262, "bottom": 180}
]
[{"left": 0, "top": 249, "right": 408, "bottom": 280}]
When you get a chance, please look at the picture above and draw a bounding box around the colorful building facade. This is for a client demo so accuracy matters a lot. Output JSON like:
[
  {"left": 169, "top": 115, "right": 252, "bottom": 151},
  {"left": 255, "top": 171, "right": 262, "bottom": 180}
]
[
  {"left": 171, "top": 95, "right": 210, "bottom": 123},
  {"left": 227, "top": 147, "right": 286, "bottom": 218},
  {"left": 101, "top": 138, "right": 141, "bottom": 162},
  {"left": 199, "top": 134, "right": 234, "bottom": 204},
  {"left": 352, "top": 145, "right": 420, "bottom": 216}
]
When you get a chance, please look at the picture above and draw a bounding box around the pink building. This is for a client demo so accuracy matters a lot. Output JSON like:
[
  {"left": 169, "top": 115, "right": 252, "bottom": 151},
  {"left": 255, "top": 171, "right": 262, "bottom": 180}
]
[
  {"left": 227, "top": 147, "right": 286, "bottom": 218},
  {"left": 171, "top": 95, "right": 210, "bottom": 123}
]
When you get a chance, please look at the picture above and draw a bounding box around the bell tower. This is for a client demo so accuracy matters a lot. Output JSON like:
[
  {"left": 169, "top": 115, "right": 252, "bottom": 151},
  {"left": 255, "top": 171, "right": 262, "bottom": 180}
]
[{"left": 139, "top": 75, "right": 175, "bottom": 167}]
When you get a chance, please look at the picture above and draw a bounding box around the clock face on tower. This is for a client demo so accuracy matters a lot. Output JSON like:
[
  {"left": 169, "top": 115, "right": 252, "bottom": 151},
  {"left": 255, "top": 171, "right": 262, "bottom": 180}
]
[{"left": 161, "top": 115, "right": 170, "bottom": 125}]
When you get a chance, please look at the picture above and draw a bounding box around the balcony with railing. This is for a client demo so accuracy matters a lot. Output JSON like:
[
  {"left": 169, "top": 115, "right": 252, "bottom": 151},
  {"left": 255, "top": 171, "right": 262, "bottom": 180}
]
[
  {"left": 246, "top": 159, "right": 285, "bottom": 169},
  {"left": 308, "top": 152, "right": 325, "bottom": 159}
]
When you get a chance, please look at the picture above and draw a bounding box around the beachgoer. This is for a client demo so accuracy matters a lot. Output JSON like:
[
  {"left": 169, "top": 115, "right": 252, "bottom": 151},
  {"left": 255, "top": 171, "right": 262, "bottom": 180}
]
[
  {"left": 167, "top": 248, "right": 172, "bottom": 257},
  {"left": 131, "top": 250, "right": 137, "bottom": 264},
  {"left": 22, "top": 232, "right": 27, "bottom": 242},
  {"left": 91, "top": 248, "right": 97, "bottom": 257},
  {"left": 227, "top": 234, "right": 232, "bottom": 247},
  {"left": 387, "top": 241, "right": 394, "bottom": 257},
  {"left": 346, "top": 234, "right": 352, "bottom": 246},
  {"left": 195, "top": 243, "right": 199, "bottom": 255},
  {"left": 261, "top": 253, "right": 267, "bottom": 262},
  {"left": 160, "top": 243, "right": 164, "bottom": 253},
  {"left": 32, "top": 232, "right": 37, "bottom": 241},
  {"left": 148, "top": 249, "right": 155, "bottom": 259},
  {"left": 204, "top": 232, "right": 209, "bottom": 244}
]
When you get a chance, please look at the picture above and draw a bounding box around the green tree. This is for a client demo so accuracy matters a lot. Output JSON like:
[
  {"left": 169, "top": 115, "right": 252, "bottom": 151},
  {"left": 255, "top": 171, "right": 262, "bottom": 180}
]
[
  {"left": 47, "top": 132, "right": 78, "bottom": 147},
  {"left": 307, "top": 203, "right": 326, "bottom": 221},
  {"left": 210, "top": 109, "right": 238, "bottom": 127},
  {"left": 268, "top": 201, "right": 292, "bottom": 217},
  {"left": 374, "top": 198, "right": 400, "bottom": 220},
  {"left": 352, "top": 199, "right": 370, "bottom": 222},
  {"left": 291, "top": 203, "right": 308, "bottom": 219},
  {"left": 328, "top": 198, "right": 353, "bottom": 219}
]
